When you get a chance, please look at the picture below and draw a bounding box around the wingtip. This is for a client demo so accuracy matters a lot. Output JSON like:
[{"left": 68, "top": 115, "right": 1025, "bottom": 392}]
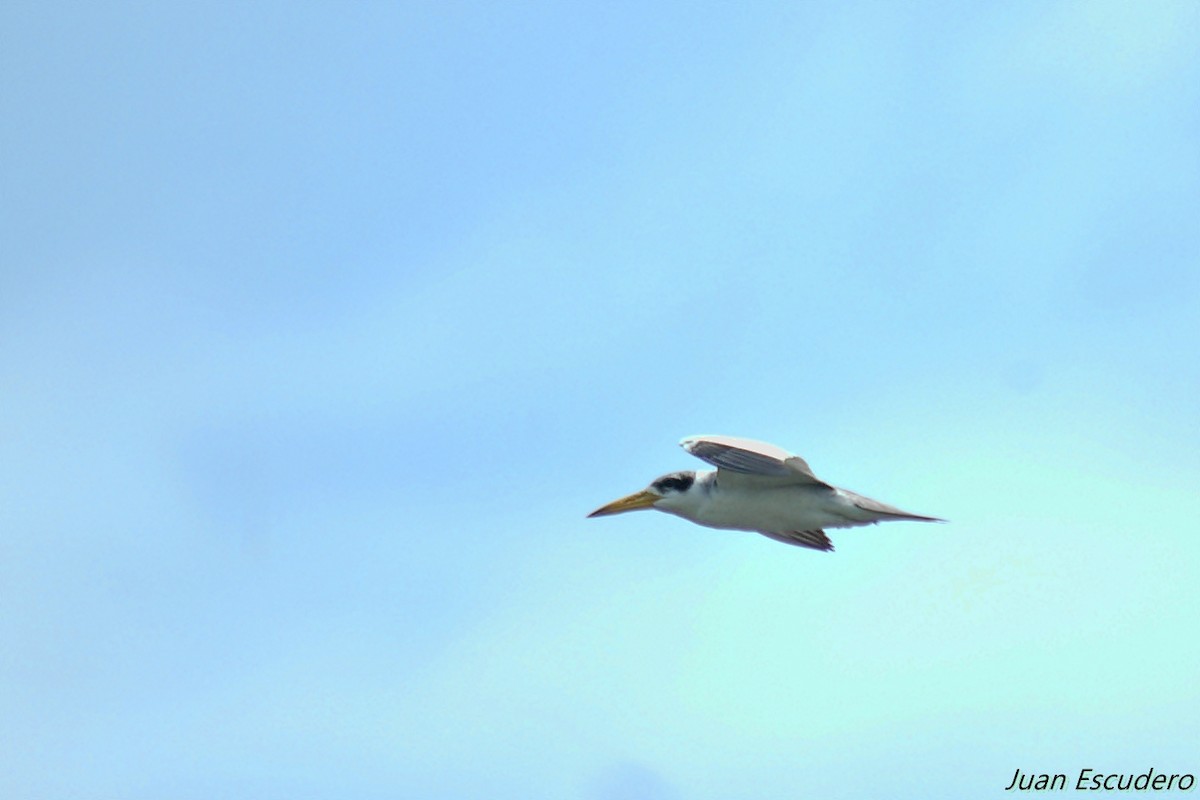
[{"left": 680, "top": 434, "right": 737, "bottom": 446}]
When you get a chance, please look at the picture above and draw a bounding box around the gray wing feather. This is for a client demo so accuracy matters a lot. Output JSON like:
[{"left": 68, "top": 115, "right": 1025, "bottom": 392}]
[
  {"left": 757, "top": 529, "right": 835, "bottom": 552},
  {"left": 681, "top": 435, "right": 829, "bottom": 487}
]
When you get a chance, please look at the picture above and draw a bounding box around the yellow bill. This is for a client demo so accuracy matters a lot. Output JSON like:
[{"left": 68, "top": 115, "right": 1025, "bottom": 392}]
[{"left": 587, "top": 489, "right": 658, "bottom": 517}]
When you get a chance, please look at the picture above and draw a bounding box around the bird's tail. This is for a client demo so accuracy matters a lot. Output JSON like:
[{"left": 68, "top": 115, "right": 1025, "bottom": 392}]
[{"left": 842, "top": 490, "right": 945, "bottom": 523}]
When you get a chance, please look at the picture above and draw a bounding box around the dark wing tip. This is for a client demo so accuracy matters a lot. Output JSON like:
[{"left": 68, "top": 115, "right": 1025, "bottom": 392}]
[
  {"left": 759, "top": 529, "right": 834, "bottom": 552},
  {"left": 808, "top": 531, "right": 836, "bottom": 553}
]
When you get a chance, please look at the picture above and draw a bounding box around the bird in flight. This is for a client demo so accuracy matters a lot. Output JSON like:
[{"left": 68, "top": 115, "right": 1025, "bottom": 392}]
[{"left": 588, "top": 434, "right": 943, "bottom": 552}]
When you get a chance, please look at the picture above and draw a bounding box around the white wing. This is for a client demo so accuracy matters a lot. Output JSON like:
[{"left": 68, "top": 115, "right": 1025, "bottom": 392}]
[{"left": 680, "top": 435, "right": 830, "bottom": 487}]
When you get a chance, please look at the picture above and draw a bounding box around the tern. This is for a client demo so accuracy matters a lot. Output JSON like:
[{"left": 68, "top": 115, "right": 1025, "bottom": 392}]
[{"left": 588, "top": 434, "right": 943, "bottom": 551}]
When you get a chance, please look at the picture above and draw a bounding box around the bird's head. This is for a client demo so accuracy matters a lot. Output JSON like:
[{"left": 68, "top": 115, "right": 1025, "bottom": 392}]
[{"left": 587, "top": 470, "right": 698, "bottom": 517}]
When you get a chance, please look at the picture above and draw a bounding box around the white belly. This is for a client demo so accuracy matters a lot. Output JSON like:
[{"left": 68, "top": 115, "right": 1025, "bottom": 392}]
[{"left": 680, "top": 484, "right": 870, "bottom": 533}]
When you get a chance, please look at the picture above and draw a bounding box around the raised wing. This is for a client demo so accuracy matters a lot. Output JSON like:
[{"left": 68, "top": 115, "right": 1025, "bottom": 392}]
[{"left": 680, "top": 435, "right": 830, "bottom": 487}]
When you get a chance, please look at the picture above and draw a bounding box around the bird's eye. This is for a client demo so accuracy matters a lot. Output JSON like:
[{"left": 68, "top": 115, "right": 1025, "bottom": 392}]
[{"left": 653, "top": 473, "right": 694, "bottom": 493}]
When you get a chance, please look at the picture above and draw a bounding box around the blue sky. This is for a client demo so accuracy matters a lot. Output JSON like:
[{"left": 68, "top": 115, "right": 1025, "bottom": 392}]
[{"left": 2, "top": 2, "right": 1198, "bottom": 798}]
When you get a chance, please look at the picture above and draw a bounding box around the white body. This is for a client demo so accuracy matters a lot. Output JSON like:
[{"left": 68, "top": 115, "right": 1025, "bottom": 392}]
[
  {"left": 588, "top": 435, "right": 942, "bottom": 552},
  {"left": 656, "top": 471, "right": 884, "bottom": 532}
]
